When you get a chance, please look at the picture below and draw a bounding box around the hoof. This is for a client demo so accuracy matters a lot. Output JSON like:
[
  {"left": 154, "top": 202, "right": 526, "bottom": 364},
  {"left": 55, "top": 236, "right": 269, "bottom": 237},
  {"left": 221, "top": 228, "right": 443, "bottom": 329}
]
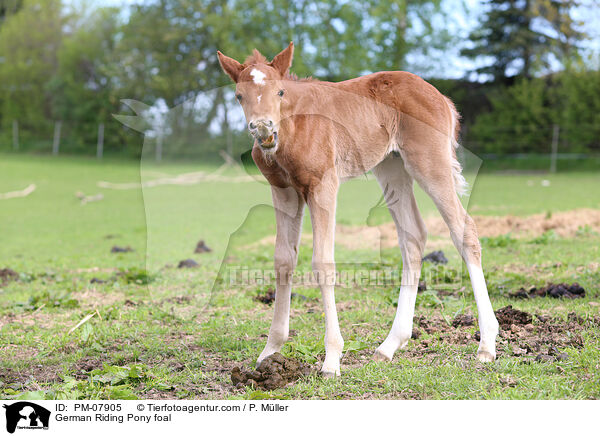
[
  {"left": 255, "top": 356, "right": 269, "bottom": 369},
  {"left": 256, "top": 349, "right": 277, "bottom": 368},
  {"left": 373, "top": 349, "right": 392, "bottom": 362},
  {"left": 477, "top": 350, "right": 496, "bottom": 363},
  {"left": 321, "top": 370, "right": 339, "bottom": 378},
  {"left": 255, "top": 355, "right": 265, "bottom": 368}
]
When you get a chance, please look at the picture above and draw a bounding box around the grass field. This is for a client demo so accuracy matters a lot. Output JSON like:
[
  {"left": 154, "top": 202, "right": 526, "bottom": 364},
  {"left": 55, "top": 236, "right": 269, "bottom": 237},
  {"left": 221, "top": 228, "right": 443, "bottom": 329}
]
[{"left": 1, "top": 152, "right": 599, "bottom": 400}]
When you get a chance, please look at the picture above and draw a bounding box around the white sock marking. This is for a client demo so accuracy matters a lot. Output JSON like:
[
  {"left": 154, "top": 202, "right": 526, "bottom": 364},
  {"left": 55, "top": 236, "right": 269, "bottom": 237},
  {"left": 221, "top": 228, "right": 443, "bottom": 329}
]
[{"left": 466, "top": 262, "right": 498, "bottom": 353}]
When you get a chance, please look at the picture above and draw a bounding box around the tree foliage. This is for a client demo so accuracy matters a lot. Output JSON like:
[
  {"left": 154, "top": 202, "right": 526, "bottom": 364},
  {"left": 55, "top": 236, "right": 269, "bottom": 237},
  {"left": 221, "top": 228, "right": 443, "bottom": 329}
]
[
  {"left": 469, "top": 69, "right": 600, "bottom": 153},
  {"left": 0, "top": 0, "right": 63, "bottom": 141},
  {"left": 462, "top": 0, "right": 586, "bottom": 83},
  {"left": 0, "top": 0, "right": 22, "bottom": 26},
  {"left": 48, "top": 7, "right": 132, "bottom": 152},
  {"left": 0, "top": 0, "right": 597, "bottom": 158}
]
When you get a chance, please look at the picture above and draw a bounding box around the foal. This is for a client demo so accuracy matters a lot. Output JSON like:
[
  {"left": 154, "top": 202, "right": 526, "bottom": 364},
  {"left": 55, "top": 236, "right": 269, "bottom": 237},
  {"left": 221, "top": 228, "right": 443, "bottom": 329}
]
[{"left": 218, "top": 42, "right": 499, "bottom": 376}]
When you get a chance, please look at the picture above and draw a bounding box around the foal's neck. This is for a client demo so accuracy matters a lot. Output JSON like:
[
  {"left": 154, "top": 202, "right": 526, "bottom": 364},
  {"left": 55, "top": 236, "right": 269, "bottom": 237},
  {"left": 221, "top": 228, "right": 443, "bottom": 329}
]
[{"left": 281, "top": 79, "right": 322, "bottom": 118}]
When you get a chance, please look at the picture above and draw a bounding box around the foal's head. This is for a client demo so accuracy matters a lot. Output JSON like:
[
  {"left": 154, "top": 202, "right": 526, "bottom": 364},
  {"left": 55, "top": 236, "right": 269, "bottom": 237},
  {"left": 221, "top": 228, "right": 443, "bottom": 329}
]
[{"left": 217, "top": 42, "right": 294, "bottom": 152}]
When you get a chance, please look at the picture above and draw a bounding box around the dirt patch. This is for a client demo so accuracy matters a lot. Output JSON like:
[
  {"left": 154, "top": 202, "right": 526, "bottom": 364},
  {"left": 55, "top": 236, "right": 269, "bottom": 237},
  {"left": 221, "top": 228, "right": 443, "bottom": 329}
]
[
  {"left": 0, "top": 364, "right": 62, "bottom": 386},
  {"left": 194, "top": 240, "right": 212, "bottom": 253},
  {"left": 415, "top": 315, "right": 448, "bottom": 335},
  {"left": 111, "top": 245, "right": 134, "bottom": 253},
  {"left": 510, "top": 283, "right": 586, "bottom": 299},
  {"left": 0, "top": 268, "right": 19, "bottom": 286},
  {"left": 425, "top": 208, "right": 600, "bottom": 240},
  {"left": 254, "top": 288, "right": 308, "bottom": 305},
  {"left": 335, "top": 224, "right": 394, "bottom": 251},
  {"left": 75, "top": 288, "right": 124, "bottom": 308},
  {"left": 452, "top": 313, "right": 475, "bottom": 327},
  {"left": 499, "top": 311, "right": 588, "bottom": 361},
  {"left": 0, "top": 311, "right": 71, "bottom": 330},
  {"left": 422, "top": 250, "right": 448, "bottom": 264},
  {"left": 410, "top": 306, "right": 592, "bottom": 363},
  {"left": 139, "top": 386, "right": 180, "bottom": 400},
  {"left": 230, "top": 353, "right": 313, "bottom": 390},
  {"left": 254, "top": 289, "right": 276, "bottom": 304},
  {"left": 0, "top": 345, "right": 39, "bottom": 361},
  {"left": 495, "top": 305, "right": 533, "bottom": 327},
  {"left": 178, "top": 259, "right": 199, "bottom": 268},
  {"left": 72, "top": 357, "right": 104, "bottom": 379},
  {"left": 164, "top": 295, "right": 192, "bottom": 304},
  {"left": 259, "top": 208, "right": 600, "bottom": 252}
]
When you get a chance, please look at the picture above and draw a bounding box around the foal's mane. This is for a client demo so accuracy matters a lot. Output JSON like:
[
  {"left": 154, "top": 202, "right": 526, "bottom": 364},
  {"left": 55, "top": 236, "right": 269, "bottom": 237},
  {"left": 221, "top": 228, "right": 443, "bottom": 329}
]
[{"left": 243, "top": 49, "right": 315, "bottom": 82}]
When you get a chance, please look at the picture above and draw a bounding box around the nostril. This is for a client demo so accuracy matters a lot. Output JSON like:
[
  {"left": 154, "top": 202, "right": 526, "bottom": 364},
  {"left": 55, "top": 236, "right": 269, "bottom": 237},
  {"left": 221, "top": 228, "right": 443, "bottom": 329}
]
[
  {"left": 248, "top": 122, "right": 256, "bottom": 130},
  {"left": 267, "top": 120, "right": 273, "bottom": 127}
]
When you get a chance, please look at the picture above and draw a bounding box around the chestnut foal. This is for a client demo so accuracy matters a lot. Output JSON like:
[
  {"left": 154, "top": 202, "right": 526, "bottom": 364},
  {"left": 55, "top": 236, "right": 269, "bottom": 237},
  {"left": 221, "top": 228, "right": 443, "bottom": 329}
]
[{"left": 218, "top": 42, "right": 498, "bottom": 376}]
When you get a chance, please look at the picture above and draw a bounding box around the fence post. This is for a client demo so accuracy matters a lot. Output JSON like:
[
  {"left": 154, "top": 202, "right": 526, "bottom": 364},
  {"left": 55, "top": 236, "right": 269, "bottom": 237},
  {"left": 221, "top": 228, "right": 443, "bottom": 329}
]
[
  {"left": 156, "top": 133, "right": 163, "bottom": 163},
  {"left": 223, "top": 102, "right": 232, "bottom": 157},
  {"left": 550, "top": 124, "right": 559, "bottom": 173},
  {"left": 97, "top": 123, "right": 104, "bottom": 159},
  {"left": 52, "top": 121, "right": 62, "bottom": 155},
  {"left": 226, "top": 127, "right": 232, "bottom": 157},
  {"left": 12, "top": 120, "right": 19, "bottom": 151}
]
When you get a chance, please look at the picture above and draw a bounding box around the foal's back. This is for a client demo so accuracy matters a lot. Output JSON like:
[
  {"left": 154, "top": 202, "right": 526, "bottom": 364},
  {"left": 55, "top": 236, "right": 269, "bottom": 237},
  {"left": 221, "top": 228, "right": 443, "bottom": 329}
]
[
  {"left": 297, "top": 71, "right": 457, "bottom": 179},
  {"left": 334, "top": 71, "right": 455, "bottom": 140}
]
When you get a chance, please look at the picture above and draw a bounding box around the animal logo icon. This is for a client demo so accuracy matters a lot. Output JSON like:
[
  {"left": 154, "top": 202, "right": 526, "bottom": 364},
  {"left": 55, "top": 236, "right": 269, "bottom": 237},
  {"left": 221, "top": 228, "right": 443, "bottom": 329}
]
[{"left": 3, "top": 402, "right": 51, "bottom": 434}]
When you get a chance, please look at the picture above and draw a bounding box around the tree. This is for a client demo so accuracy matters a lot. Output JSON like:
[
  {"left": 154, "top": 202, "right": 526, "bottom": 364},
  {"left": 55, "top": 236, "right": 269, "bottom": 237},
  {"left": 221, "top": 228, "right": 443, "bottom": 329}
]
[
  {"left": 0, "top": 0, "right": 63, "bottom": 148},
  {"left": 532, "top": 0, "right": 587, "bottom": 64},
  {"left": 462, "top": 0, "right": 586, "bottom": 83},
  {"left": 469, "top": 77, "right": 556, "bottom": 153},
  {"left": 110, "top": 0, "right": 457, "bottom": 151},
  {"left": 556, "top": 66, "right": 600, "bottom": 152},
  {"left": 222, "top": 0, "right": 453, "bottom": 81},
  {"left": 0, "top": 0, "right": 22, "bottom": 26},
  {"left": 48, "top": 7, "right": 135, "bottom": 153}
]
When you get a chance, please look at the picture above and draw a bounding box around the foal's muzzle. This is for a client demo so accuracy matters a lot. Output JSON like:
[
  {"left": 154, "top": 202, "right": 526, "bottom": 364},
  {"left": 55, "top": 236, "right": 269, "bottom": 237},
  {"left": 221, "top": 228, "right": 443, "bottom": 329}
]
[{"left": 249, "top": 119, "right": 278, "bottom": 150}]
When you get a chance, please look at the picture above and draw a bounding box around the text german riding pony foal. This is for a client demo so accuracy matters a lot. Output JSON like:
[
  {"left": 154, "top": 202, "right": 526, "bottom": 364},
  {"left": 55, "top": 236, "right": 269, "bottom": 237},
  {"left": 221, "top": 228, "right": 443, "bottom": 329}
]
[{"left": 218, "top": 42, "right": 499, "bottom": 376}]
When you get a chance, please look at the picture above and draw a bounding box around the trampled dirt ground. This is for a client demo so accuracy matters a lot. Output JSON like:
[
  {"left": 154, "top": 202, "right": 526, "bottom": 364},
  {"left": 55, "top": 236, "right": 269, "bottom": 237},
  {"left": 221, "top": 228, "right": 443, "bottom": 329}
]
[{"left": 246, "top": 208, "right": 600, "bottom": 252}]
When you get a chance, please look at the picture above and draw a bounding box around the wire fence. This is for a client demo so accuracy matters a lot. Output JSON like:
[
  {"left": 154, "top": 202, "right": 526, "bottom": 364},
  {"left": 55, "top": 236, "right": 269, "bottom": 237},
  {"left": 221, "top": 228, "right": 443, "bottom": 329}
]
[
  {"left": 0, "top": 118, "right": 252, "bottom": 162},
  {"left": 1, "top": 119, "right": 599, "bottom": 171}
]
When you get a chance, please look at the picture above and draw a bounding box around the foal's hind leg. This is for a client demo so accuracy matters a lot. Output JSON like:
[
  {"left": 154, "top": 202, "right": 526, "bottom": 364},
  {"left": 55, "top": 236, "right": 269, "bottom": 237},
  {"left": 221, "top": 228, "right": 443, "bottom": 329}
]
[
  {"left": 372, "top": 155, "right": 427, "bottom": 361},
  {"left": 402, "top": 140, "right": 499, "bottom": 362}
]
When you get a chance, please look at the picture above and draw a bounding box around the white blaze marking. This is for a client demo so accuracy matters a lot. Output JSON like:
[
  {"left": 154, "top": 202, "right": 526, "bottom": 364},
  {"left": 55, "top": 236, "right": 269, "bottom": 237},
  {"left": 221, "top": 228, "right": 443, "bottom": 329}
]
[
  {"left": 257, "top": 94, "right": 262, "bottom": 103},
  {"left": 250, "top": 68, "right": 266, "bottom": 85}
]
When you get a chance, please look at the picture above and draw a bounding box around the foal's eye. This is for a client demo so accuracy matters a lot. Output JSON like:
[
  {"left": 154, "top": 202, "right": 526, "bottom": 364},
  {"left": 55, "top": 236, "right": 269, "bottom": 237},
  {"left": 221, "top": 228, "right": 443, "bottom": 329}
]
[
  {"left": 277, "top": 89, "right": 285, "bottom": 97},
  {"left": 236, "top": 94, "right": 242, "bottom": 102}
]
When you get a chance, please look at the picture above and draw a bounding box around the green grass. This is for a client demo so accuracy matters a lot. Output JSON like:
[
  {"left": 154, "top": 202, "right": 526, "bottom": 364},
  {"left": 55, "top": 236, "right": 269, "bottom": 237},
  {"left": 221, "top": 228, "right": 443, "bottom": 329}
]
[{"left": 0, "top": 153, "right": 599, "bottom": 400}]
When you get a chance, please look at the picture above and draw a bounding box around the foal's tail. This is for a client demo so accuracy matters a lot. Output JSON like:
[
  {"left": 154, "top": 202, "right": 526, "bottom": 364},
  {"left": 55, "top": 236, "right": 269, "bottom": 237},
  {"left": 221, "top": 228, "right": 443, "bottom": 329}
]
[{"left": 444, "top": 97, "right": 468, "bottom": 196}]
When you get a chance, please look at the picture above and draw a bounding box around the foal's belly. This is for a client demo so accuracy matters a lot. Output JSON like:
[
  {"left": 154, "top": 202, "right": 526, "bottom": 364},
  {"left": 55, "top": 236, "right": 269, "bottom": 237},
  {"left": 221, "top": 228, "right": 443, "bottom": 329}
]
[{"left": 335, "top": 124, "right": 395, "bottom": 180}]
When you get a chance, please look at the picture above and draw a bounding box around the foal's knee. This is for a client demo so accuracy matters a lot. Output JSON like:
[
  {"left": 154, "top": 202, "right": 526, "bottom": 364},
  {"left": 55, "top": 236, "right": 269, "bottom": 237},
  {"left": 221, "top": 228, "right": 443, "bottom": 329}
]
[
  {"left": 398, "top": 231, "right": 426, "bottom": 285},
  {"left": 311, "top": 260, "right": 336, "bottom": 286},
  {"left": 274, "top": 251, "right": 295, "bottom": 283},
  {"left": 456, "top": 214, "right": 482, "bottom": 265}
]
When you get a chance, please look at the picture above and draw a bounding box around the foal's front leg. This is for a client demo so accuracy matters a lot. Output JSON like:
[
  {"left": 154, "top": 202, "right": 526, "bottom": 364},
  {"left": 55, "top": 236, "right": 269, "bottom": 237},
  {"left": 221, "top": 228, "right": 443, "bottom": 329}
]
[
  {"left": 257, "top": 186, "right": 304, "bottom": 366},
  {"left": 308, "top": 178, "right": 344, "bottom": 377}
]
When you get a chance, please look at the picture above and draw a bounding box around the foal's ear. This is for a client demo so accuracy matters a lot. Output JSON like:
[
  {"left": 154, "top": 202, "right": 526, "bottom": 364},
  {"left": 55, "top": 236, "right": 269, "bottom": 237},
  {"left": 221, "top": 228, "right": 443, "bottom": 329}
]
[
  {"left": 217, "top": 51, "right": 244, "bottom": 82},
  {"left": 270, "top": 42, "right": 294, "bottom": 77}
]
